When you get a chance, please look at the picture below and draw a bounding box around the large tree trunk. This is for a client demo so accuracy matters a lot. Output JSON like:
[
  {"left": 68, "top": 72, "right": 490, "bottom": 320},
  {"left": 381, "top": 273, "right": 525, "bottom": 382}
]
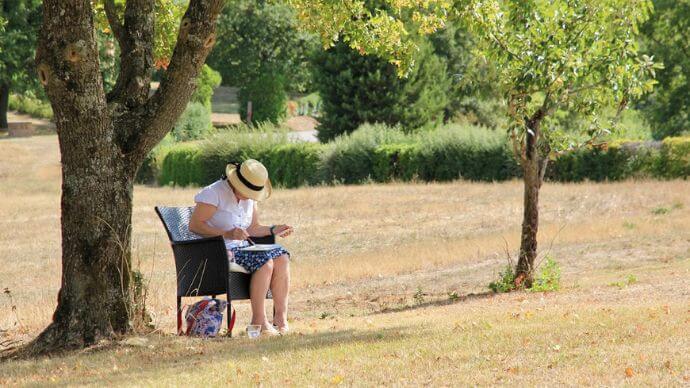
[
  {"left": 0, "top": 82, "right": 9, "bottom": 130},
  {"left": 515, "top": 117, "right": 548, "bottom": 287},
  {"left": 25, "top": 0, "right": 223, "bottom": 355}
]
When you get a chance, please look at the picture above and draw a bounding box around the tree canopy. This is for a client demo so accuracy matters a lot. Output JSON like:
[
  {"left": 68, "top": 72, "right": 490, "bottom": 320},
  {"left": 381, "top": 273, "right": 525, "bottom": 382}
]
[{"left": 640, "top": 0, "right": 690, "bottom": 139}]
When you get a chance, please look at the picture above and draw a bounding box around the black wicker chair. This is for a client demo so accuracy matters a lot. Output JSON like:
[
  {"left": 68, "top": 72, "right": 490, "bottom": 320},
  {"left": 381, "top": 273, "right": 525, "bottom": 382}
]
[{"left": 155, "top": 206, "right": 274, "bottom": 336}]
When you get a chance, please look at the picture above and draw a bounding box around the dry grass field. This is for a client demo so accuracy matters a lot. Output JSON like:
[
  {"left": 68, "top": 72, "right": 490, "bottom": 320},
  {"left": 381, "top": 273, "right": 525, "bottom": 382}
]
[{"left": 0, "top": 135, "right": 688, "bottom": 386}]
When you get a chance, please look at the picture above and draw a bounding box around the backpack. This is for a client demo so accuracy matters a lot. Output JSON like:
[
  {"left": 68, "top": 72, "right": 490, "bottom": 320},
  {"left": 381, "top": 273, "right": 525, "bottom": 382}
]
[{"left": 184, "top": 298, "right": 233, "bottom": 337}]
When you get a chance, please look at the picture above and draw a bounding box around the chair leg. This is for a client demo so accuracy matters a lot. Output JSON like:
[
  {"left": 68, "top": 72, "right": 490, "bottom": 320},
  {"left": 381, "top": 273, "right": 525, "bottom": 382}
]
[
  {"left": 176, "top": 296, "right": 182, "bottom": 336},
  {"left": 227, "top": 292, "right": 233, "bottom": 337}
]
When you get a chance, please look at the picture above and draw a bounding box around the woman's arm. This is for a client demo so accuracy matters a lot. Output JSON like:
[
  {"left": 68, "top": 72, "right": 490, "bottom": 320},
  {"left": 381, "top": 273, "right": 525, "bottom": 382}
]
[
  {"left": 247, "top": 204, "right": 272, "bottom": 237},
  {"left": 190, "top": 203, "right": 248, "bottom": 240}
]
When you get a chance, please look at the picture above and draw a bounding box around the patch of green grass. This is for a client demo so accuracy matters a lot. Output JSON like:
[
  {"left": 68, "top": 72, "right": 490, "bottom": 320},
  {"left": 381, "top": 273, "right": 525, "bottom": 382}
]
[
  {"left": 488, "top": 263, "right": 517, "bottom": 293},
  {"left": 530, "top": 257, "right": 562, "bottom": 292},
  {"left": 609, "top": 274, "right": 638, "bottom": 289},
  {"left": 623, "top": 221, "right": 636, "bottom": 230},
  {"left": 651, "top": 206, "right": 670, "bottom": 215}
]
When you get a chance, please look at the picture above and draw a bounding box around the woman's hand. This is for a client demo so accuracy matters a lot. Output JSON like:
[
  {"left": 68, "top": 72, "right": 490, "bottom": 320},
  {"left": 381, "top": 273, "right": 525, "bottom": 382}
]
[
  {"left": 273, "top": 224, "right": 293, "bottom": 238},
  {"left": 224, "top": 227, "right": 250, "bottom": 241}
]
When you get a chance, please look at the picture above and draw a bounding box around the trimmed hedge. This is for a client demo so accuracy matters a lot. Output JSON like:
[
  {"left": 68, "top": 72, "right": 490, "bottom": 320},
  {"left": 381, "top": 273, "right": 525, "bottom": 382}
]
[{"left": 153, "top": 126, "right": 690, "bottom": 188}]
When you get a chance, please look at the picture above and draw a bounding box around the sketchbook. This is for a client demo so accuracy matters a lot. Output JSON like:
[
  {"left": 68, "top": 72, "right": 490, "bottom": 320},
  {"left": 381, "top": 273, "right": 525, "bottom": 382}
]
[{"left": 239, "top": 244, "right": 283, "bottom": 252}]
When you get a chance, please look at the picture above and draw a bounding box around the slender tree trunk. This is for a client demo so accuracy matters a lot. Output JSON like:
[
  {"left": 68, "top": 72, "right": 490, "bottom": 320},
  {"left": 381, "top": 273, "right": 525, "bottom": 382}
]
[
  {"left": 515, "top": 117, "right": 548, "bottom": 287},
  {"left": 0, "top": 82, "right": 9, "bottom": 130}
]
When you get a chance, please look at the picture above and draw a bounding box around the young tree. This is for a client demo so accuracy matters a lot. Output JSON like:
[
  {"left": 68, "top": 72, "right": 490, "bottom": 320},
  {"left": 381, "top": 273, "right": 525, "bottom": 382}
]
[
  {"left": 0, "top": 0, "right": 42, "bottom": 130},
  {"left": 30, "top": 0, "right": 449, "bottom": 354},
  {"left": 464, "top": 0, "right": 659, "bottom": 285}
]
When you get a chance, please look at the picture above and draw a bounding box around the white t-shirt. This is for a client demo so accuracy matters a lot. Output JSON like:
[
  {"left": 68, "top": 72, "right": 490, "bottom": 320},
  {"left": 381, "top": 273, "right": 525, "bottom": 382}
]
[{"left": 194, "top": 179, "right": 255, "bottom": 249}]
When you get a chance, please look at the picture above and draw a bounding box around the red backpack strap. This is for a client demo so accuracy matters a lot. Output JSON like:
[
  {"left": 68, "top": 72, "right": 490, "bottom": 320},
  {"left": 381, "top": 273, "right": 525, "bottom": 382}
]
[{"left": 228, "top": 306, "right": 236, "bottom": 333}]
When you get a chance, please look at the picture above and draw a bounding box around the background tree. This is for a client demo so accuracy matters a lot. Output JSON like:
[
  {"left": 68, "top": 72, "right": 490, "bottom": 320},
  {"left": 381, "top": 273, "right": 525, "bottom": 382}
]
[
  {"left": 640, "top": 0, "right": 690, "bottom": 139},
  {"left": 207, "top": 0, "right": 317, "bottom": 123},
  {"left": 312, "top": 39, "right": 449, "bottom": 141},
  {"left": 464, "top": 0, "right": 659, "bottom": 286},
  {"left": 0, "top": 0, "right": 42, "bottom": 130},
  {"left": 29, "top": 0, "right": 448, "bottom": 354}
]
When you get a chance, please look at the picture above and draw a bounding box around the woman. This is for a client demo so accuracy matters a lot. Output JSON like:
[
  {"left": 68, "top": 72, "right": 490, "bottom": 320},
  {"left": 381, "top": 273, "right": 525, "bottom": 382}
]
[{"left": 189, "top": 159, "right": 293, "bottom": 335}]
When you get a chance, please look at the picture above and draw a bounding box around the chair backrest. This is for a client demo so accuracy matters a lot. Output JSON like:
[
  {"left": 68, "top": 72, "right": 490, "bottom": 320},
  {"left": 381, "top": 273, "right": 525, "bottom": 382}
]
[
  {"left": 155, "top": 206, "right": 204, "bottom": 243},
  {"left": 155, "top": 206, "right": 229, "bottom": 297}
]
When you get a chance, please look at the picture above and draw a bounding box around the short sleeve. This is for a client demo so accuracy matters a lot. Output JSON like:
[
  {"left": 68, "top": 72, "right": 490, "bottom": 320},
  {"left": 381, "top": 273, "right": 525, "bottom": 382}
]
[{"left": 194, "top": 186, "right": 220, "bottom": 207}]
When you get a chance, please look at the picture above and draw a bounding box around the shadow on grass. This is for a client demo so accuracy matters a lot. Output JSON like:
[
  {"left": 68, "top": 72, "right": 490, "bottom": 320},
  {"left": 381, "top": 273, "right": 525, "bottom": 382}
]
[
  {"left": 373, "top": 291, "right": 497, "bottom": 315},
  {"left": 1, "top": 326, "right": 414, "bottom": 385}
]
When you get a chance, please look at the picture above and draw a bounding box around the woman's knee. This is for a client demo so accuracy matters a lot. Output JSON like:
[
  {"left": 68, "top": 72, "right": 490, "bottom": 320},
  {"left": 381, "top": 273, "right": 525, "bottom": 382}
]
[{"left": 259, "top": 259, "right": 274, "bottom": 272}]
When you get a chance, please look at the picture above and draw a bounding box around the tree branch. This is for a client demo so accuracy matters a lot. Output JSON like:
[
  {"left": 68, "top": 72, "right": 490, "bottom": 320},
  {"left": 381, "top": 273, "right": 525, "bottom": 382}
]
[
  {"left": 103, "top": 0, "right": 125, "bottom": 46},
  {"left": 122, "top": 0, "right": 224, "bottom": 166},
  {"left": 106, "top": 0, "right": 155, "bottom": 107}
]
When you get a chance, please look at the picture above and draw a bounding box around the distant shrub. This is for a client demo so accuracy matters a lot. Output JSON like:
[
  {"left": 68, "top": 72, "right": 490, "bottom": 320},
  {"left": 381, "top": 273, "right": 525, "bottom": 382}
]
[
  {"left": 238, "top": 73, "right": 288, "bottom": 124},
  {"left": 8, "top": 93, "right": 53, "bottom": 119},
  {"left": 159, "top": 128, "right": 322, "bottom": 188},
  {"left": 171, "top": 102, "right": 213, "bottom": 142},
  {"left": 136, "top": 134, "right": 175, "bottom": 184},
  {"left": 154, "top": 128, "right": 690, "bottom": 187},
  {"left": 191, "top": 65, "right": 222, "bottom": 109},
  {"left": 659, "top": 136, "right": 690, "bottom": 178}
]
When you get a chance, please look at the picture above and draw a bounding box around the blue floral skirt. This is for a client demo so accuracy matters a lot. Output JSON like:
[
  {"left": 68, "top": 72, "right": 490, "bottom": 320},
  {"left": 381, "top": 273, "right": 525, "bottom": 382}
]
[{"left": 229, "top": 247, "right": 290, "bottom": 273}]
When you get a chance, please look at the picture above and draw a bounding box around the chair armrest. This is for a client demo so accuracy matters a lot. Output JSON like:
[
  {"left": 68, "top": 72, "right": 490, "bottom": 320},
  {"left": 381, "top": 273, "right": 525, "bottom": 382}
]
[{"left": 171, "top": 235, "right": 225, "bottom": 246}]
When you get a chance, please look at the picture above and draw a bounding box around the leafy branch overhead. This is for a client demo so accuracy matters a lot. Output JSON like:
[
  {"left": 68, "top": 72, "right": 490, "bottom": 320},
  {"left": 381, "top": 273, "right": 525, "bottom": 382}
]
[
  {"left": 288, "top": 0, "right": 453, "bottom": 75},
  {"left": 462, "top": 0, "right": 661, "bottom": 156}
]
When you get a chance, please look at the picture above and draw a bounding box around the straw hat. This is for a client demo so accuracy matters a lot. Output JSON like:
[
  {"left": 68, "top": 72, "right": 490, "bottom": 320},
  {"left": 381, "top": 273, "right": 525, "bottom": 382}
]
[{"left": 226, "top": 160, "right": 272, "bottom": 201}]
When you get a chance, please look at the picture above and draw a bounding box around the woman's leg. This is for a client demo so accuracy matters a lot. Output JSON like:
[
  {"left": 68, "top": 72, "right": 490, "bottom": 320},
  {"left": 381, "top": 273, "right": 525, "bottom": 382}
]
[
  {"left": 250, "top": 260, "right": 274, "bottom": 327},
  {"left": 270, "top": 254, "right": 290, "bottom": 327}
]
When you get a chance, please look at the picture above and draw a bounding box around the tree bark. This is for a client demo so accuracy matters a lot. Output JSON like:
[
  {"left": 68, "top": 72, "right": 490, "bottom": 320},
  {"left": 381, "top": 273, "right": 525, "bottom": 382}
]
[
  {"left": 515, "top": 115, "right": 548, "bottom": 287},
  {"left": 0, "top": 82, "right": 9, "bottom": 130}
]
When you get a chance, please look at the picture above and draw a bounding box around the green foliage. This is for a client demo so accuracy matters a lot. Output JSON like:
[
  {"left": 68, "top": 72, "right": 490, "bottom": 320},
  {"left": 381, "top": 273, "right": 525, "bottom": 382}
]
[
  {"left": 0, "top": 1, "right": 41, "bottom": 90},
  {"left": 489, "top": 257, "right": 561, "bottom": 293},
  {"left": 464, "top": 0, "right": 659, "bottom": 158},
  {"left": 548, "top": 136, "right": 690, "bottom": 181},
  {"left": 530, "top": 257, "right": 562, "bottom": 292},
  {"left": 488, "top": 263, "right": 517, "bottom": 293},
  {"left": 93, "top": 0, "right": 186, "bottom": 64},
  {"left": 159, "top": 127, "right": 323, "bottom": 188},
  {"left": 238, "top": 73, "right": 288, "bottom": 125},
  {"left": 320, "top": 123, "right": 412, "bottom": 184},
  {"left": 171, "top": 102, "right": 213, "bottom": 142},
  {"left": 190, "top": 65, "right": 221, "bottom": 109},
  {"left": 208, "top": 0, "right": 317, "bottom": 92},
  {"left": 8, "top": 93, "right": 53, "bottom": 119},
  {"left": 290, "top": 0, "right": 451, "bottom": 75},
  {"left": 609, "top": 274, "right": 638, "bottom": 289},
  {"left": 312, "top": 39, "right": 450, "bottom": 142},
  {"left": 640, "top": 0, "right": 690, "bottom": 139},
  {"left": 157, "top": 127, "right": 690, "bottom": 187}
]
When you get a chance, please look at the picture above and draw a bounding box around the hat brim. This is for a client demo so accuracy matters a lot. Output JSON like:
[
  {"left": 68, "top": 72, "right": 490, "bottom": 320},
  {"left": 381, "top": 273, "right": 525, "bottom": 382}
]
[{"left": 226, "top": 165, "right": 272, "bottom": 201}]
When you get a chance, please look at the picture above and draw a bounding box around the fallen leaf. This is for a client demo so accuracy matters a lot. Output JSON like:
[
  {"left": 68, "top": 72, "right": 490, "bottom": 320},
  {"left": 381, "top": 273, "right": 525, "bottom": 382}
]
[
  {"left": 625, "top": 367, "right": 634, "bottom": 377},
  {"left": 331, "top": 375, "right": 344, "bottom": 385}
]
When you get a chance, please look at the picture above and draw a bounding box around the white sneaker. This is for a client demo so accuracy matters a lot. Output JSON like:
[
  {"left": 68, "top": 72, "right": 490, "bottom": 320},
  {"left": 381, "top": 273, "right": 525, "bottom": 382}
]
[
  {"left": 273, "top": 324, "right": 290, "bottom": 335},
  {"left": 261, "top": 324, "right": 280, "bottom": 336}
]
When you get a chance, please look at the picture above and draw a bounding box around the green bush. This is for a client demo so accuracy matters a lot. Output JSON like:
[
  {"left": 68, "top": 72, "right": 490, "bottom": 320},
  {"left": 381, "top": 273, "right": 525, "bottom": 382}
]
[
  {"left": 312, "top": 39, "right": 450, "bottom": 142},
  {"left": 238, "top": 73, "right": 288, "bottom": 124},
  {"left": 321, "top": 123, "right": 412, "bottom": 184},
  {"left": 191, "top": 65, "right": 222, "bottom": 109},
  {"left": 659, "top": 136, "right": 690, "bottom": 178},
  {"left": 159, "top": 128, "right": 322, "bottom": 188},
  {"left": 8, "top": 93, "right": 53, "bottom": 119},
  {"left": 155, "top": 127, "right": 690, "bottom": 187},
  {"left": 135, "top": 134, "right": 175, "bottom": 184},
  {"left": 158, "top": 142, "right": 203, "bottom": 187},
  {"left": 171, "top": 102, "right": 213, "bottom": 142}
]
